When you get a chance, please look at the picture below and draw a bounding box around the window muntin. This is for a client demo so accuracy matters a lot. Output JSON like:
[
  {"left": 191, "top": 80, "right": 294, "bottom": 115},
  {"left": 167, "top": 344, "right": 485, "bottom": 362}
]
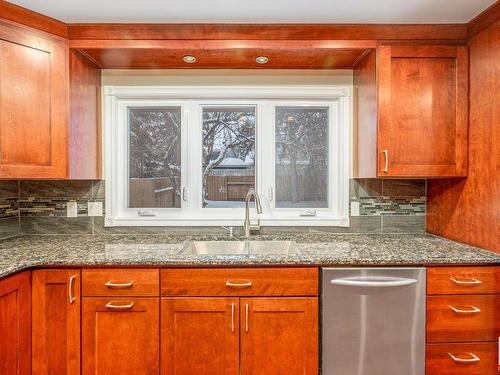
[
  {"left": 201, "top": 106, "right": 256, "bottom": 208},
  {"left": 275, "top": 106, "right": 329, "bottom": 209}
]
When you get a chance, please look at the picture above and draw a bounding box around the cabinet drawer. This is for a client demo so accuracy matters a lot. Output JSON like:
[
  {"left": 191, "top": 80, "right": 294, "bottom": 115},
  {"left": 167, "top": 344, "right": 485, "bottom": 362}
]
[
  {"left": 427, "top": 295, "right": 499, "bottom": 343},
  {"left": 82, "top": 269, "right": 159, "bottom": 296},
  {"left": 426, "top": 343, "right": 498, "bottom": 375},
  {"left": 427, "top": 267, "right": 499, "bottom": 295},
  {"left": 161, "top": 268, "right": 318, "bottom": 296}
]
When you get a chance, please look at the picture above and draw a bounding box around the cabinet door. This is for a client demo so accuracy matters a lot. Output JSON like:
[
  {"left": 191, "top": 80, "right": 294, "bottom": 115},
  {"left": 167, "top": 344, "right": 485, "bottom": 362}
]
[
  {"left": 82, "top": 298, "right": 159, "bottom": 375},
  {"left": 0, "top": 19, "right": 67, "bottom": 178},
  {"left": 161, "top": 298, "right": 239, "bottom": 375},
  {"left": 240, "top": 298, "right": 318, "bottom": 375},
  {"left": 32, "top": 270, "right": 80, "bottom": 375},
  {"left": 378, "top": 45, "right": 468, "bottom": 177},
  {"left": 0, "top": 271, "right": 31, "bottom": 375}
]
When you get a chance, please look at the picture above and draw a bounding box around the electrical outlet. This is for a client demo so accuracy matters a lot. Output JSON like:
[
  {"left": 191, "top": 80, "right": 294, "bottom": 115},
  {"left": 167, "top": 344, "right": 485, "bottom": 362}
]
[
  {"left": 67, "top": 201, "right": 78, "bottom": 217},
  {"left": 350, "top": 201, "right": 360, "bottom": 216},
  {"left": 88, "top": 201, "right": 103, "bottom": 217}
]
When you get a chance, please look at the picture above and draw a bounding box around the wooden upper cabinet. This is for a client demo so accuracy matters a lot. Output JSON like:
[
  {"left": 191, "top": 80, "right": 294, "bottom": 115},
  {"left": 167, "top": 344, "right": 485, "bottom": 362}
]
[
  {"left": 82, "top": 298, "right": 159, "bottom": 375},
  {"left": 0, "top": 271, "right": 31, "bottom": 375},
  {"left": 240, "top": 298, "right": 318, "bottom": 375},
  {"left": 0, "top": 19, "right": 68, "bottom": 179},
  {"left": 354, "top": 45, "right": 468, "bottom": 178},
  {"left": 378, "top": 45, "right": 468, "bottom": 177},
  {"left": 161, "top": 298, "right": 239, "bottom": 375},
  {"left": 32, "top": 269, "right": 80, "bottom": 375}
]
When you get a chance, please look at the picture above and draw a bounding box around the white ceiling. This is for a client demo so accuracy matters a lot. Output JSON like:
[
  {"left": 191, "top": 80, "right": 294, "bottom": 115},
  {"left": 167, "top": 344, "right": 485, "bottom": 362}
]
[{"left": 8, "top": 0, "right": 495, "bottom": 24}]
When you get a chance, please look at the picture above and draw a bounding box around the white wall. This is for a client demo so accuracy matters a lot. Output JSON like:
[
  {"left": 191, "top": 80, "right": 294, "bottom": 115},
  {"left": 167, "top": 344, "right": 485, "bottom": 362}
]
[{"left": 102, "top": 69, "right": 353, "bottom": 86}]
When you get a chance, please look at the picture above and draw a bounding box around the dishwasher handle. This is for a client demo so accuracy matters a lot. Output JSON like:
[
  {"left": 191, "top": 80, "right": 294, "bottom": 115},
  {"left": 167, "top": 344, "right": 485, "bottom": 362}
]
[{"left": 331, "top": 276, "right": 418, "bottom": 288}]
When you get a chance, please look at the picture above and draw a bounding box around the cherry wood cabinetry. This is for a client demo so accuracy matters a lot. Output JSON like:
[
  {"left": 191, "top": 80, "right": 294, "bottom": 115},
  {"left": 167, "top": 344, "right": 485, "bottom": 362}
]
[
  {"left": 0, "top": 19, "right": 68, "bottom": 178},
  {"left": 241, "top": 298, "right": 318, "bottom": 375},
  {"left": 427, "top": 342, "right": 498, "bottom": 375},
  {"left": 81, "top": 268, "right": 160, "bottom": 375},
  {"left": 354, "top": 44, "right": 468, "bottom": 178},
  {"left": 426, "top": 266, "right": 500, "bottom": 374},
  {"left": 82, "top": 298, "right": 160, "bottom": 375},
  {"left": 161, "top": 298, "right": 239, "bottom": 375},
  {"left": 161, "top": 268, "right": 319, "bottom": 375},
  {"left": 32, "top": 270, "right": 80, "bottom": 375},
  {"left": 0, "top": 271, "right": 31, "bottom": 375}
]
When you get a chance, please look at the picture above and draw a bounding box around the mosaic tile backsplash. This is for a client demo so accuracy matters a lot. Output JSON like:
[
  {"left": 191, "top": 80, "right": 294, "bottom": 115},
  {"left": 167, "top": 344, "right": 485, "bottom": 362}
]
[{"left": 0, "top": 179, "right": 426, "bottom": 237}]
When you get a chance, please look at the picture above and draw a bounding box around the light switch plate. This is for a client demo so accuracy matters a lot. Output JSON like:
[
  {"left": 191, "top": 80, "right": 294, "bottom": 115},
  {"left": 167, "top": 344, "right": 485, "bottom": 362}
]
[
  {"left": 350, "top": 201, "right": 360, "bottom": 216},
  {"left": 67, "top": 201, "right": 78, "bottom": 217},
  {"left": 88, "top": 201, "right": 103, "bottom": 217}
]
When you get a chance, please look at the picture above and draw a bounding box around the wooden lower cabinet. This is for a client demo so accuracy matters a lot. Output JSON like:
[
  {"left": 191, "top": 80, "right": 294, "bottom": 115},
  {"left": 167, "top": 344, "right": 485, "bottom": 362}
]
[
  {"left": 82, "top": 298, "right": 159, "bottom": 375},
  {"left": 161, "top": 298, "right": 239, "bottom": 375},
  {"left": 427, "top": 294, "right": 499, "bottom": 342},
  {"left": 0, "top": 271, "right": 31, "bottom": 375},
  {"left": 160, "top": 297, "right": 318, "bottom": 375},
  {"left": 32, "top": 269, "right": 81, "bottom": 375},
  {"left": 241, "top": 298, "right": 318, "bottom": 375},
  {"left": 426, "top": 342, "right": 498, "bottom": 375}
]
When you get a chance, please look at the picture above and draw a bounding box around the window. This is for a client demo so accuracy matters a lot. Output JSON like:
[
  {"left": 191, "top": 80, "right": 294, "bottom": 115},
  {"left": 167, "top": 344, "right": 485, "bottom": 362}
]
[{"left": 104, "top": 86, "right": 350, "bottom": 226}]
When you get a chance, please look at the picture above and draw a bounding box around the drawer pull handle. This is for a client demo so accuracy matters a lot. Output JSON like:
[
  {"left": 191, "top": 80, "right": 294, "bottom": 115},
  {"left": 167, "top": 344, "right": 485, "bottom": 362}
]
[
  {"left": 105, "top": 302, "right": 134, "bottom": 310},
  {"left": 448, "top": 352, "right": 480, "bottom": 363},
  {"left": 225, "top": 281, "right": 252, "bottom": 288},
  {"left": 105, "top": 281, "right": 134, "bottom": 289},
  {"left": 450, "top": 277, "right": 482, "bottom": 285},
  {"left": 448, "top": 305, "right": 481, "bottom": 314}
]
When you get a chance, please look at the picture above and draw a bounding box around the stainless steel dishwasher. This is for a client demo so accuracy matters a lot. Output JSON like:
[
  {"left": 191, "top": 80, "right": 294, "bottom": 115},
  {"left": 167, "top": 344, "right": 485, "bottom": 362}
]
[{"left": 322, "top": 267, "right": 426, "bottom": 375}]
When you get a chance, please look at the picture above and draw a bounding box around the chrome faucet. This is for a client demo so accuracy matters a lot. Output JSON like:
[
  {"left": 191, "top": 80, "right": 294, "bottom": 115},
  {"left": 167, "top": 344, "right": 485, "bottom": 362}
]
[{"left": 244, "top": 189, "right": 263, "bottom": 238}]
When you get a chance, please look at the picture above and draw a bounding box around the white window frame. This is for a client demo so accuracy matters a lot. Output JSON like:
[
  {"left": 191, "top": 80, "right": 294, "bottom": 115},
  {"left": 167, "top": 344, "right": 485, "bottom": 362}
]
[{"left": 104, "top": 86, "right": 351, "bottom": 227}]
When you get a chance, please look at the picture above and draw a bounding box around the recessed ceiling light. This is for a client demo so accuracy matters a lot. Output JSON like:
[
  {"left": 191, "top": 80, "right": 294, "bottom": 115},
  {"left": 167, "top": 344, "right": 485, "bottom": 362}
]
[
  {"left": 255, "top": 56, "right": 269, "bottom": 64},
  {"left": 182, "top": 55, "right": 197, "bottom": 64}
]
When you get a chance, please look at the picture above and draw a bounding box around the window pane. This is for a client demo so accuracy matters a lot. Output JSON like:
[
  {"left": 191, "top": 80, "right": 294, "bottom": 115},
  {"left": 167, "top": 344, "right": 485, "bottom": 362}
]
[
  {"left": 128, "top": 107, "right": 181, "bottom": 208},
  {"left": 275, "top": 106, "right": 328, "bottom": 208},
  {"left": 202, "top": 106, "right": 256, "bottom": 208}
]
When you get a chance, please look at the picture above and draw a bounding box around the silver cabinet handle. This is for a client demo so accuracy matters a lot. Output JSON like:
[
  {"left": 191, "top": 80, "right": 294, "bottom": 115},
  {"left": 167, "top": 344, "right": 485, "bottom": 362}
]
[
  {"left": 245, "top": 303, "right": 249, "bottom": 333},
  {"left": 231, "top": 303, "right": 235, "bottom": 332},
  {"left": 105, "top": 302, "right": 134, "bottom": 310},
  {"left": 448, "top": 352, "right": 480, "bottom": 363},
  {"left": 448, "top": 305, "right": 481, "bottom": 314},
  {"left": 450, "top": 277, "right": 482, "bottom": 285},
  {"left": 68, "top": 275, "right": 77, "bottom": 304},
  {"left": 182, "top": 187, "right": 187, "bottom": 201},
  {"left": 382, "top": 149, "right": 389, "bottom": 173},
  {"left": 105, "top": 281, "right": 134, "bottom": 289},
  {"left": 225, "top": 281, "right": 253, "bottom": 288},
  {"left": 331, "top": 277, "right": 417, "bottom": 288}
]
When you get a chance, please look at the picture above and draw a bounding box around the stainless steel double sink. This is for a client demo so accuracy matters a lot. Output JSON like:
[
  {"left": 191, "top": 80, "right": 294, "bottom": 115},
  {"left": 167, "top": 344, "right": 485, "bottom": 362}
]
[{"left": 181, "top": 240, "right": 299, "bottom": 256}]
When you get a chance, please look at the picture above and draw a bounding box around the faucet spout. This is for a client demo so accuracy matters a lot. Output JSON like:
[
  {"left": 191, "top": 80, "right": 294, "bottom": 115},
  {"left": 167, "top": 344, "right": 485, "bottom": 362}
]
[{"left": 244, "top": 188, "right": 262, "bottom": 238}]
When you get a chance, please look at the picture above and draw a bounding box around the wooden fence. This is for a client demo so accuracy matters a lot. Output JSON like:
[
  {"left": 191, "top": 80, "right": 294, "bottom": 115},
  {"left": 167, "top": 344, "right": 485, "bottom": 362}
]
[{"left": 129, "top": 177, "right": 179, "bottom": 208}]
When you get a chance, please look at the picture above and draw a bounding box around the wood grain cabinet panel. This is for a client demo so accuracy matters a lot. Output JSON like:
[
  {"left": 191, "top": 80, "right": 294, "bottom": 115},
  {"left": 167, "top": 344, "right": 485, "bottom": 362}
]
[
  {"left": 161, "top": 298, "right": 239, "bottom": 375},
  {"left": 427, "top": 267, "right": 500, "bottom": 295},
  {"left": 82, "top": 268, "right": 159, "bottom": 297},
  {"left": 161, "top": 268, "right": 318, "bottom": 297},
  {"left": 32, "top": 270, "right": 80, "bottom": 375},
  {"left": 378, "top": 45, "right": 468, "bottom": 177},
  {"left": 240, "top": 298, "right": 318, "bottom": 375},
  {"left": 0, "top": 271, "right": 31, "bottom": 375},
  {"left": 82, "top": 298, "right": 159, "bottom": 375},
  {"left": 426, "top": 342, "right": 498, "bottom": 375},
  {"left": 427, "top": 295, "right": 500, "bottom": 343},
  {"left": 0, "top": 20, "right": 68, "bottom": 179}
]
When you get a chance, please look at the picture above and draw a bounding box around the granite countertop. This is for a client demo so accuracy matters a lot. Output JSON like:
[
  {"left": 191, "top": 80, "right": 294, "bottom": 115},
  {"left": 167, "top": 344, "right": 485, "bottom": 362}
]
[{"left": 0, "top": 233, "right": 499, "bottom": 278}]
